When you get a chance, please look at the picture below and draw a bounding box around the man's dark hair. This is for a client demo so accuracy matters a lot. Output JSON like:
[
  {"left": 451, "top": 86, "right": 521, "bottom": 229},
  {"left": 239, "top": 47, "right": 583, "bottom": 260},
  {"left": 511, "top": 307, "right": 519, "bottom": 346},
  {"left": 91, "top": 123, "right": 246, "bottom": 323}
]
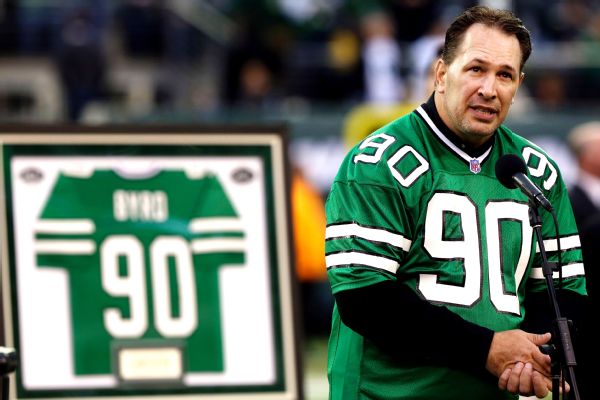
[{"left": 442, "top": 6, "right": 532, "bottom": 71}]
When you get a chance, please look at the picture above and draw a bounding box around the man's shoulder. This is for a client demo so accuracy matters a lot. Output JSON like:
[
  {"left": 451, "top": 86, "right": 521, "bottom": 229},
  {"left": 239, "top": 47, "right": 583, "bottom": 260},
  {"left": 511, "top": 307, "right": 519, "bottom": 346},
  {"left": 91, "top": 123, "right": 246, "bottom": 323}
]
[
  {"left": 355, "top": 111, "right": 430, "bottom": 152},
  {"left": 497, "top": 125, "right": 557, "bottom": 162},
  {"left": 496, "top": 124, "right": 530, "bottom": 146},
  {"left": 335, "top": 112, "right": 433, "bottom": 189}
]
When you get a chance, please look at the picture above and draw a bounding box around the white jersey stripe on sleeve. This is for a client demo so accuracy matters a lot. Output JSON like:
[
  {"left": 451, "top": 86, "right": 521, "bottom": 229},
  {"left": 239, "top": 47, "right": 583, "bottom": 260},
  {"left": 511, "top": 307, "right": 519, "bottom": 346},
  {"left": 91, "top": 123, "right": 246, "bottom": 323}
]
[
  {"left": 35, "top": 240, "right": 96, "bottom": 254},
  {"left": 326, "top": 252, "right": 399, "bottom": 274},
  {"left": 189, "top": 218, "right": 243, "bottom": 233},
  {"left": 529, "top": 263, "right": 585, "bottom": 279},
  {"left": 35, "top": 219, "right": 95, "bottom": 234},
  {"left": 535, "top": 235, "right": 581, "bottom": 253},
  {"left": 326, "top": 223, "right": 411, "bottom": 251},
  {"left": 190, "top": 238, "right": 245, "bottom": 253}
]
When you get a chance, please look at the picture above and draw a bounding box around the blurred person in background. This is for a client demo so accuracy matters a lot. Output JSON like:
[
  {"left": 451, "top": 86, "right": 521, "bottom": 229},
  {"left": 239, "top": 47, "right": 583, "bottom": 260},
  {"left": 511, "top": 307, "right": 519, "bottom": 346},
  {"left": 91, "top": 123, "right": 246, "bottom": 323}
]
[
  {"left": 234, "top": 57, "right": 282, "bottom": 112},
  {"left": 56, "top": 8, "right": 107, "bottom": 122},
  {"left": 360, "top": 9, "right": 404, "bottom": 105},
  {"left": 219, "top": 0, "right": 286, "bottom": 109},
  {"left": 342, "top": 42, "right": 442, "bottom": 149},
  {"left": 275, "top": 0, "right": 364, "bottom": 104},
  {"left": 339, "top": 7, "right": 410, "bottom": 150},
  {"left": 341, "top": 1, "right": 446, "bottom": 150},
  {"left": 221, "top": 0, "right": 364, "bottom": 108},
  {"left": 532, "top": 71, "right": 567, "bottom": 111},
  {"left": 567, "top": 121, "right": 600, "bottom": 231},
  {"left": 567, "top": 121, "right": 600, "bottom": 400},
  {"left": 325, "top": 6, "right": 587, "bottom": 399},
  {"left": 407, "top": 15, "right": 445, "bottom": 104}
]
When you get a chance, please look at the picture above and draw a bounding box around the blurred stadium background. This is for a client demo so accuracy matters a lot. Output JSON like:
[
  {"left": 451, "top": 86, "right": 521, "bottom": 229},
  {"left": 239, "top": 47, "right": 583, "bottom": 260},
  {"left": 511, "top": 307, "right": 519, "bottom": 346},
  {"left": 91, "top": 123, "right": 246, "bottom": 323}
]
[{"left": 1, "top": 0, "right": 599, "bottom": 399}]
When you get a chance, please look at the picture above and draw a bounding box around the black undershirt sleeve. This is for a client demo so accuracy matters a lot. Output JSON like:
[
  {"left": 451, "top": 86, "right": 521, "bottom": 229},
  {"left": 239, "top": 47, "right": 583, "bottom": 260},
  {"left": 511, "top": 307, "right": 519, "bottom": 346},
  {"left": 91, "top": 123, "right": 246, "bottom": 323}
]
[{"left": 334, "top": 280, "right": 495, "bottom": 375}]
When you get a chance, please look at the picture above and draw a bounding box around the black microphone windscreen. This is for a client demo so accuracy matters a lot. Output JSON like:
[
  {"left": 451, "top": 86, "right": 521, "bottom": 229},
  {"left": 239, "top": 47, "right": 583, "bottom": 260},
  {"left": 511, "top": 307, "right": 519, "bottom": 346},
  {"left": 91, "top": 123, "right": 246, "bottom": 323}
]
[{"left": 495, "top": 154, "right": 527, "bottom": 189}]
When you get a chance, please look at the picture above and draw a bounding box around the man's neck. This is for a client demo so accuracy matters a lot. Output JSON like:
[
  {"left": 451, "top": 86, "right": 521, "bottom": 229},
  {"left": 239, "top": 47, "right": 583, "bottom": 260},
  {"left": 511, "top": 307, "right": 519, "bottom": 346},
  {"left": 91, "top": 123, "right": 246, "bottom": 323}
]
[{"left": 421, "top": 94, "right": 494, "bottom": 158}]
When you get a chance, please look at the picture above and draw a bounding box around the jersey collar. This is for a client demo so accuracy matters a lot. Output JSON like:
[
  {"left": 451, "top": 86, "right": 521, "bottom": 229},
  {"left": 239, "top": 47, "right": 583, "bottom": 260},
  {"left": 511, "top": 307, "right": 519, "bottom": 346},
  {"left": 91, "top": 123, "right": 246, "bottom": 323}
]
[{"left": 415, "top": 95, "right": 494, "bottom": 173}]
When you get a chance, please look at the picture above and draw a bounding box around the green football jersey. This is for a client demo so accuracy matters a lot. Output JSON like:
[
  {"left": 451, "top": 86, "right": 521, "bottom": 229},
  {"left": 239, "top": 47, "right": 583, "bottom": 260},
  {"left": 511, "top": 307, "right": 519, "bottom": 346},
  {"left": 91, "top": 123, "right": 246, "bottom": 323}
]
[
  {"left": 35, "top": 169, "right": 245, "bottom": 376},
  {"left": 325, "top": 106, "right": 586, "bottom": 400}
]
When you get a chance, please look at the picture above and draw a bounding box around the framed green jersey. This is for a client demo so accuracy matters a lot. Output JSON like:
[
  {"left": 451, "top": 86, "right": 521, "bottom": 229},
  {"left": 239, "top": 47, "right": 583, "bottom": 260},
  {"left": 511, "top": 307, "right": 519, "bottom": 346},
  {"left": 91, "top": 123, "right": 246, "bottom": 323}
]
[{"left": 0, "top": 126, "right": 301, "bottom": 399}]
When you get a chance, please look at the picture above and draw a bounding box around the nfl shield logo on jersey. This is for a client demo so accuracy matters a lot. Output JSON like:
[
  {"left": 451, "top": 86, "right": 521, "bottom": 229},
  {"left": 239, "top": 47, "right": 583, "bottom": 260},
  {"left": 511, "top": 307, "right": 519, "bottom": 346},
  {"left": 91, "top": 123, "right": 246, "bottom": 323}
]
[{"left": 469, "top": 159, "right": 481, "bottom": 174}]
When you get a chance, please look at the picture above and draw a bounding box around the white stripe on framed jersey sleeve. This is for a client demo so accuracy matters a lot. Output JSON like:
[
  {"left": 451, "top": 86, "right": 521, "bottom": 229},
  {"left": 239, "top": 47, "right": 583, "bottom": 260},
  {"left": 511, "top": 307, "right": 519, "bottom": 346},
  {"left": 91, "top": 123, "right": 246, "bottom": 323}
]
[
  {"left": 326, "top": 252, "right": 399, "bottom": 274},
  {"left": 35, "top": 240, "right": 96, "bottom": 254},
  {"left": 326, "top": 223, "right": 412, "bottom": 251},
  {"left": 190, "top": 238, "right": 245, "bottom": 253},
  {"left": 535, "top": 235, "right": 580, "bottom": 253},
  {"left": 189, "top": 217, "right": 244, "bottom": 233},
  {"left": 529, "top": 263, "right": 585, "bottom": 279},
  {"left": 35, "top": 219, "right": 95, "bottom": 234}
]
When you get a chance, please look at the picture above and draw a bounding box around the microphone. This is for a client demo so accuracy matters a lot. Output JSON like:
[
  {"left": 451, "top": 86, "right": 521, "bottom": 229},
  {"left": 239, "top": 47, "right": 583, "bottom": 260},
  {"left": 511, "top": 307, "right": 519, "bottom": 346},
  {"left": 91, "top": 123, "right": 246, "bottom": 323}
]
[
  {"left": 0, "top": 346, "right": 17, "bottom": 375},
  {"left": 495, "top": 154, "right": 553, "bottom": 211}
]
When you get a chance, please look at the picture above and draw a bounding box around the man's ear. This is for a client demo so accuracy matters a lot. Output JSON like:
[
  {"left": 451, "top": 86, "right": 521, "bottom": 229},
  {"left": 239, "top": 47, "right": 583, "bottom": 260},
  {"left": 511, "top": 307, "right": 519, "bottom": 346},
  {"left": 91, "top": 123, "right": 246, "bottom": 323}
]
[
  {"left": 434, "top": 59, "right": 447, "bottom": 94},
  {"left": 512, "top": 72, "right": 525, "bottom": 103}
]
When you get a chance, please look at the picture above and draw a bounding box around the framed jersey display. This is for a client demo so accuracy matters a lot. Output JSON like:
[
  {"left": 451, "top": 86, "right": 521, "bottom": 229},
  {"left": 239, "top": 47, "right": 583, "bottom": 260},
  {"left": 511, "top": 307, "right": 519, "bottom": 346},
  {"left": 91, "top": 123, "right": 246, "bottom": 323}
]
[{"left": 0, "top": 126, "right": 301, "bottom": 399}]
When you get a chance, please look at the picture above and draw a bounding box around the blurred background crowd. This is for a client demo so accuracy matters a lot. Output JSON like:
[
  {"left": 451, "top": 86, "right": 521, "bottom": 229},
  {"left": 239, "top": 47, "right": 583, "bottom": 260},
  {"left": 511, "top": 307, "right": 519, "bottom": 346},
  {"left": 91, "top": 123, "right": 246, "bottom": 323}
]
[
  {"left": 1, "top": 0, "right": 600, "bottom": 183},
  {"left": 2, "top": 0, "right": 600, "bottom": 368}
]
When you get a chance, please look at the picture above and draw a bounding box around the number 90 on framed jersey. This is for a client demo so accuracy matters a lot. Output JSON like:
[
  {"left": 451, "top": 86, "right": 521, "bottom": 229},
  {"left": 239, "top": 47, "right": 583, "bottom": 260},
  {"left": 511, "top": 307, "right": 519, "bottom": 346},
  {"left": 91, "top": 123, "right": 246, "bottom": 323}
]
[{"left": 0, "top": 126, "right": 301, "bottom": 399}]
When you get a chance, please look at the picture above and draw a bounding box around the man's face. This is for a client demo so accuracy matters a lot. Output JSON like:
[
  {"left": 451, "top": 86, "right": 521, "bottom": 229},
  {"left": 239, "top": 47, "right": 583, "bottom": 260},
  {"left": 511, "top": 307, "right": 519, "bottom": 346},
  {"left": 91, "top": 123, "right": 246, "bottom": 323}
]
[{"left": 434, "top": 23, "right": 524, "bottom": 146}]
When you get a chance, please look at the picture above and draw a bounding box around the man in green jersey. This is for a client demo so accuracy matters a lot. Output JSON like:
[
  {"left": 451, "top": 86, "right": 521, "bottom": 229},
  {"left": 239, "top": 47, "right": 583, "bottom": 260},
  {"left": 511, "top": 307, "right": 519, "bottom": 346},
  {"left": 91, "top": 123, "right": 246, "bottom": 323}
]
[{"left": 325, "top": 6, "right": 587, "bottom": 399}]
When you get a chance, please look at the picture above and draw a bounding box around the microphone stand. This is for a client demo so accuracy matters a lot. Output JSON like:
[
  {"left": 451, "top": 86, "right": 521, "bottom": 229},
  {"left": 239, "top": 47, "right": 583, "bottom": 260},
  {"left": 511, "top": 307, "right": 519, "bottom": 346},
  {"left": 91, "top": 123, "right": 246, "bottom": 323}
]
[{"left": 528, "top": 201, "right": 580, "bottom": 400}]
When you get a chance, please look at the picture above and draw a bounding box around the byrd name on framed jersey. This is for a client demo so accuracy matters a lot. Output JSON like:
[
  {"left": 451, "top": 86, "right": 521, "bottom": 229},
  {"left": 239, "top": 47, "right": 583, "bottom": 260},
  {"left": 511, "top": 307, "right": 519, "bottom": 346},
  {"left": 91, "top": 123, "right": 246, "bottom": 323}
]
[{"left": 0, "top": 126, "right": 301, "bottom": 400}]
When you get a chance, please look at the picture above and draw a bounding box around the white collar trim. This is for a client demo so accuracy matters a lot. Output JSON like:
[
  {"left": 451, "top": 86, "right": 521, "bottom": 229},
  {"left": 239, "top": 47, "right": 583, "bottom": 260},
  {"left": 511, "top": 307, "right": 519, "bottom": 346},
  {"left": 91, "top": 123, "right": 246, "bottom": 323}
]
[{"left": 415, "top": 106, "right": 492, "bottom": 165}]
